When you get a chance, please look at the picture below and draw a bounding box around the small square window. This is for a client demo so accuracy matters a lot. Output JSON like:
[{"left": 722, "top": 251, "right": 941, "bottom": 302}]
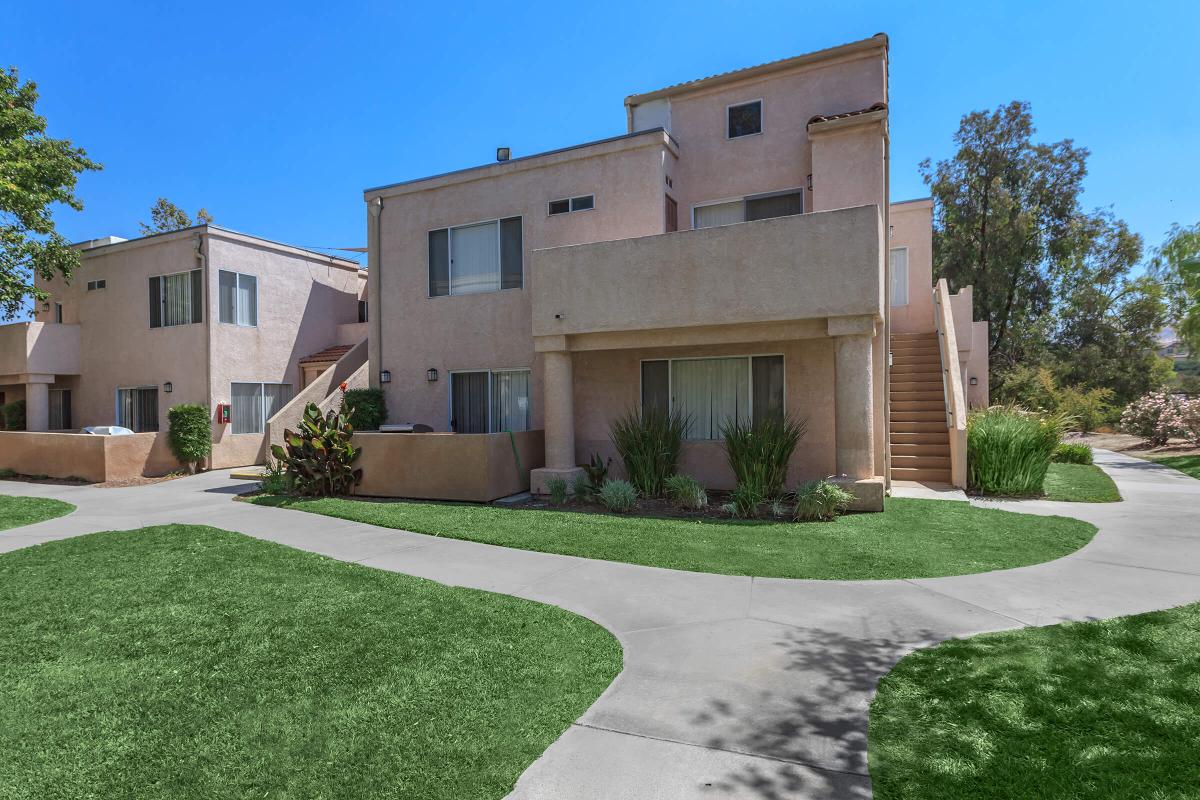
[
  {"left": 87, "top": 280, "right": 106, "bottom": 291},
  {"left": 727, "top": 100, "right": 762, "bottom": 138},
  {"left": 548, "top": 199, "right": 570, "bottom": 215},
  {"left": 549, "top": 195, "right": 594, "bottom": 216}
]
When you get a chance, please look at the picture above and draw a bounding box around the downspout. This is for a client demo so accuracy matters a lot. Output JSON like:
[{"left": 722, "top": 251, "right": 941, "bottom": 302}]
[
  {"left": 196, "top": 230, "right": 213, "bottom": 471},
  {"left": 368, "top": 197, "right": 384, "bottom": 391},
  {"left": 881, "top": 47, "right": 892, "bottom": 493}
]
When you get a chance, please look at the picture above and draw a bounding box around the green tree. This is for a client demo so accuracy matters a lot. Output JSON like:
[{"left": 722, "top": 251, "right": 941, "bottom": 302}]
[
  {"left": 0, "top": 67, "right": 101, "bottom": 320},
  {"left": 1148, "top": 221, "right": 1200, "bottom": 355},
  {"left": 139, "top": 197, "right": 214, "bottom": 235},
  {"left": 920, "top": 101, "right": 1087, "bottom": 372}
]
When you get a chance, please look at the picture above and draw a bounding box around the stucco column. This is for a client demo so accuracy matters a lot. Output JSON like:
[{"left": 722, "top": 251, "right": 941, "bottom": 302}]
[
  {"left": 24, "top": 380, "right": 50, "bottom": 432},
  {"left": 834, "top": 333, "right": 874, "bottom": 479},
  {"left": 542, "top": 349, "right": 576, "bottom": 470}
]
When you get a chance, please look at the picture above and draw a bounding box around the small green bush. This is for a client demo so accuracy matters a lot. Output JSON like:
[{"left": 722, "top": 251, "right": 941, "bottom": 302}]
[
  {"left": 664, "top": 473, "right": 707, "bottom": 510},
  {"left": 166, "top": 404, "right": 212, "bottom": 471},
  {"left": 547, "top": 477, "right": 568, "bottom": 506},
  {"left": 1053, "top": 442, "right": 1094, "bottom": 465},
  {"left": 721, "top": 414, "right": 807, "bottom": 502},
  {"left": 259, "top": 458, "right": 293, "bottom": 495},
  {"left": 270, "top": 403, "right": 362, "bottom": 497},
  {"left": 729, "top": 484, "right": 765, "bottom": 518},
  {"left": 572, "top": 473, "right": 593, "bottom": 500},
  {"left": 3, "top": 400, "right": 26, "bottom": 431},
  {"left": 0, "top": 468, "right": 16, "bottom": 479},
  {"left": 598, "top": 479, "right": 637, "bottom": 512},
  {"left": 610, "top": 409, "right": 687, "bottom": 497},
  {"left": 968, "top": 406, "right": 1067, "bottom": 496},
  {"left": 793, "top": 479, "right": 855, "bottom": 522},
  {"left": 1056, "top": 386, "right": 1113, "bottom": 433},
  {"left": 341, "top": 387, "right": 387, "bottom": 431}
]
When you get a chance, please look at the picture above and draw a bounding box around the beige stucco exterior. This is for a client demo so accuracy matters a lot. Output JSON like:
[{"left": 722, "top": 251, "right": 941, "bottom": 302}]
[{"left": 0, "top": 431, "right": 179, "bottom": 482}]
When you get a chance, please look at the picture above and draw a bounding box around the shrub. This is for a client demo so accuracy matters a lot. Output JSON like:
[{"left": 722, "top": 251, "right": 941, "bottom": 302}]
[
  {"left": 994, "top": 366, "right": 1113, "bottom": 432},
  {"left": 729, "top": 484, "right": 765, "bottom": 518},
  {"left": 793, "top": 479, "right": 855, "bottom": 522},
  {"left": 259, "top": 458, "right": 293, "bottom": 495},
  {"left": 3, "top": 400, "right": 26, "bottom": 431},
  {"left": 571, "top": 473, "right": 593, "bottom": 500},
  {"left": 1055, "top": 385, "right": 1114, "bottom": 433},
  {"left": 967, "top": 406, "right": 1066, "bottom": 496},
  {"left": 341, "top": 387, "right": 387, "bottom": 431},
  {"left": 598, "top": 479, "right": 637, "bottom": 512},
  {"left": 664, "top": 473, "right": 707, "bottom": 510},
  {"left": 721, "top": 414, "right": 807, "bottom": 503},
  {"left": 581, "top": 453, "right": 610, "bottom": 495},
  {"left": 547, "top": 477, "right": 567, "bottom": 506},
  {"left": 610, "top": 408, "right": 687, "bottom": 497},
  {"left": 1120, "top": 391, "right": 1187, "bottom": 446},
  {"left": 270, "top": 403, "right": 362, "bottom": 497},
  {"left": 1053, "top": 442, "right": 1094, "bottom": 465},
  {"left": 0, "top": 468, "right": 15, "bottom": 479},
  {"left": 166, "top": 404, "right": 212, "bottom": 472}
]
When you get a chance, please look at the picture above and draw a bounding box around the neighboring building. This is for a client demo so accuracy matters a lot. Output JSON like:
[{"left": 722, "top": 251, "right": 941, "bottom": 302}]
[
  {"left": 0, "top": 226, "right": 364, "bottom": 468},
  {"left": 364, "top": 33, "right": 989, "bottom": 507}
]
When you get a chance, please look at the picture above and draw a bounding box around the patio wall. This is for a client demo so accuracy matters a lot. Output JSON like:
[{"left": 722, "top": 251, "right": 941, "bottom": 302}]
[
  {"left": 0, "top": 431, "right": 180, "bottom": 482},
  {"left": 353, "top": 430, "right": 544, "bottom": 502}
]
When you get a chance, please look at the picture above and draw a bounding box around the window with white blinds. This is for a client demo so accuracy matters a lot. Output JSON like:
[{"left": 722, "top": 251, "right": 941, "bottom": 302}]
[
  {"left": 428, "top": 217, "right": 522, "bottom": 296},
  {"left": 890, "top": 248, "right": 909, "bottom": 307},
  {"left": 219, "top": 270, "right": 258, "bottom": 326},
  {"left": 450, "top": 369, "right": 530, "bottom": 433},
  {"left": 231, "top": 382, "right": 292, "bottom": 434},
  {"left": 692, "top": 190, "right": 803, "bottom": 230},
  {"left": 149, "top": 270, "right": 203, "bottom": 328}
]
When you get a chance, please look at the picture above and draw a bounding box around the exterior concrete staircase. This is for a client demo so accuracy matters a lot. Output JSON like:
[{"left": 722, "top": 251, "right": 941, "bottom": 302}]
[{"left": 890, "top": 331, "right": 952, "bottom": 483}]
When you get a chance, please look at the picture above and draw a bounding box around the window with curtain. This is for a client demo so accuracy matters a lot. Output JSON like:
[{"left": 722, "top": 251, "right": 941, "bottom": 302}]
[
  {"left": 149, "top": 270, "right": 203, "bottom": 328},
  {"left": 450, "top": 371, "right": 489, "bottom": 433},
  {"left": 641, "top": 355, "right": 784, "bottom": 440},
  {"left": 428, "top": 217, "right": 522, "bottom": 297},
  {"left": 231, "top": 382, "right": 292, "bottom": 434},
  {"left": 49, "top": 389, "right": 72, "bottom": 430},
  {"left": 491, "top": 369, "right": 530, "bottom": 432},
  {"left": 117, "top": 387, "right": 158, "bottom": 432},
  {"left": 693, "top": 200, "right": 745, "bottom": 229},
  {"left": 219, "top": 270, "right": 258, "bottom": 325},
  {"left": 890, "top": 248, "right": 909, "bottom": 307},
  {"left": 450, "top": 369, "right": 531, "bottom": 433}
]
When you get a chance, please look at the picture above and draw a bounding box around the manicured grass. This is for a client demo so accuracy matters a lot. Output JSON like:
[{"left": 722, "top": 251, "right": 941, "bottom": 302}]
[
  {"left": 1042, "top": 462, "right": 1122, "bottom": 502},
  {"left": 0, "top": 525, "right": 620, "bottom": 800},
  {"left": 251, "top": 495, "right": 1097, "bottom": 581},
  {"left": 869, "top": 602, "right": 1200, "bottom": 799},
  {"left": 1146, "top": 455, "right": 1200, "bottom": 481},
  {"left": 0, "top": 495, "right": 74, "bottom": 530}
]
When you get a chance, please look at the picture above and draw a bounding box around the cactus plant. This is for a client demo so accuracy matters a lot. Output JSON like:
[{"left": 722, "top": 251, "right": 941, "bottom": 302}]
[{"left": 269, "top": 403, "right": 362, "bottom": 497}]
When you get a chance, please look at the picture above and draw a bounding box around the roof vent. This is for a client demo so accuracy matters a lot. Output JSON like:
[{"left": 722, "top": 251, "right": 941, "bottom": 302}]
[{"left": 496, "top": 147, "right": 511, "bottom": 162}]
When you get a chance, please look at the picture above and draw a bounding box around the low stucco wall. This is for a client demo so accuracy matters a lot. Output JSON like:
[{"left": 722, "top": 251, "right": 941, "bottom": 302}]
[
  {"left": 353, "top": 430, "right": 544, "bottom": 502},
  {"left": 0, "top": 431, "right": 180, "bottom": 482}
]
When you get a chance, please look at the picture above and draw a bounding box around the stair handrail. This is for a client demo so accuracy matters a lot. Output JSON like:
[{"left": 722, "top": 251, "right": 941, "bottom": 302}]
[{"left": 933, "top": 279, "right": 968, "bottom": 487}]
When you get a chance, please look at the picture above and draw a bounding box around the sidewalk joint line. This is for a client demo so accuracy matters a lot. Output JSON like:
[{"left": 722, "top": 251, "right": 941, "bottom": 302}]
[{"left": 901, "top": 579, "right": 1034, "bottom": 628}]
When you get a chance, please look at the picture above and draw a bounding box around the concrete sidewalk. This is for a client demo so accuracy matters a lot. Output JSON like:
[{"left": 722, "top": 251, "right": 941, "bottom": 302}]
[{"left": 2, "top": 449, "right": 1198, "bottom": 799}]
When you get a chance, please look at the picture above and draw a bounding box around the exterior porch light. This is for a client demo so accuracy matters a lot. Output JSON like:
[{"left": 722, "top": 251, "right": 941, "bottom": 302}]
[
  {"left": 380, "top": 370, "right": 391, "bottom": 384},
  {"left": 163, "top": 382, "right": 173, "bottom": 393},
  {"left": 426, "top": 368, "right": 439, "bottom": 382}
]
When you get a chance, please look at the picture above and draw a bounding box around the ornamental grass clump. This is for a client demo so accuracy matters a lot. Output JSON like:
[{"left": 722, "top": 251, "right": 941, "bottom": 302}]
[
  {"left": 793, "top": 479, "right": 855, "bottom": 522},
  {"left": 610, "top": 409, "right": 687, "bottom": 497},
  {"left": 598, "top": 479, "right": 637, "bottom": 512},
  {"left": 967, "top": 406, "right": 1066, "bottom": 496},
  {"left": 664, "top": 473, "right": 707, "bottom": 510},
  {"left": 546, "top": 477, "right": 568, "bottom": 506},
  {"left": 1052, "top": 442, "right": 1094, "bottom": 465},
  {"left": 720, "top": 414, "right": 808, "bottom": 506}
]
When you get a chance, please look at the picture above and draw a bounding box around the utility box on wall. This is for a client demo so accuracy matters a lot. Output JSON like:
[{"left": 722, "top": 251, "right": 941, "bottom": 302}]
[{"left": 216, "top": 403, "right": 231, "bottom": 425}]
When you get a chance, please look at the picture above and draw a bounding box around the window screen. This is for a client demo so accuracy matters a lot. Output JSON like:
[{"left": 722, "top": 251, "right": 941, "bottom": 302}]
[
  {"left": 746, "top": 192, "right": 803, "bottom": 222},
  {"left": 428, "top": 228, "right": 450, "bottom": 297},
  {"left": 727, "top": 100, "right": 762, "bottom": 138},
  {"left": 641, "top": 360, "right": 669, "bottom": 417},
  {"left": 219, "top": 271, "right": 258, "bottom": 325},
  {"left": 751, "top": 355, "right": 785, "bottom": 423},
  {"left": 451, "top": 372, "right": 489, "bottom": 433},
  {"left": 500, "top": 217, "right": 522, "bottom": 290},
  {"left": 890, "top": 248, "right": 909, "bottom": 306},
  {"left": 491, "top": 369, "right": 530, "bottom": 432},
  {"left": 693, "top": 201, "right": 744, "bottom": 229}
]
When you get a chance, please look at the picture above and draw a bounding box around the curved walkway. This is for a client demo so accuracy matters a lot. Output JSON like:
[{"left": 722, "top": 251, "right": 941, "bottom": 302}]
[{"left": 2, "top": 449, "right": 1199, "bottom": 799}]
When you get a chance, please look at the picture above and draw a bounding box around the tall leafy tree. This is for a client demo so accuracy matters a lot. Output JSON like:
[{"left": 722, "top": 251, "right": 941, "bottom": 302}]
[
  {"left": 139, "top": 197, "right": 213, "bottom": 235},
  {"left": 920, "top": 101, "right": 1088, "bottom": 371},
  {"left": 1148, "top": 221, "right": 1200, "bottom": 355},
  {"left": 0, "top": 67, "right": 101, "bottom": 320}
]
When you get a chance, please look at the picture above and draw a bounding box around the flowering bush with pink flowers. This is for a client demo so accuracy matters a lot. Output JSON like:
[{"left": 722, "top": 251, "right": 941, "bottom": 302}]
[{"left": 1120, "top": 391, "right": 1198, "bottom": 446}]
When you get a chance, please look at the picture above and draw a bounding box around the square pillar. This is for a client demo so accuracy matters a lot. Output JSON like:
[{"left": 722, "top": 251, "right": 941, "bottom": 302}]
[{"left": 530, "top": 349, "right": 583, "bottom": 495}]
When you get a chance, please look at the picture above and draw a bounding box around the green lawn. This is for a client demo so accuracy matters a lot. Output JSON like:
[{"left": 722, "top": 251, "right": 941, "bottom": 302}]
[
  {"left": 0, "top": 495, "right": 75, "bottom": 530},
  {"left": 869, "top": 602, "right": 1200, "bottom": 799},
  {"left": 251, "top": 495, "right": 1097, "bottom": 581},
  {"left": 0, "top": 525, "right": 620, "bottom": 800},
  {"left": 1042, "top": 462, "right": 1122, "bottom": 502},
  {"left": 1145, "top": 455, "right": 1200, "bottom": 480}
]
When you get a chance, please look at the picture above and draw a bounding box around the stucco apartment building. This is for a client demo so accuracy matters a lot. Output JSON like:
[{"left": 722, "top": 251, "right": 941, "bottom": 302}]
[
  {"left": 0, "top": 226, "right": 365, "bottom": 469},
  {"left": 364, "top": 34, "right": 988, "bottom": 509}
]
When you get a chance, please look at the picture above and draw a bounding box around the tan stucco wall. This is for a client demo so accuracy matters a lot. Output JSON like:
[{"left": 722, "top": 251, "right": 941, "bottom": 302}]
[
  {"left": 0, "top": 431, "right": 179, "bottom": 482},
  {"left": 368, "top": 135, "right": 669, "bottom": 431},
  {"left": 353, "top": 430, "right": 544, "bottom": 501},
  {"left": 889, "top": 199, "right": 935, "bottom": 334}
]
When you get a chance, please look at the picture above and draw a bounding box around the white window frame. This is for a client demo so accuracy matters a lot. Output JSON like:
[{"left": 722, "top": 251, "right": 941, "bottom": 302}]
[
  {"left": 219, "top": 269, "right": 259, "bottom": 327},
  {"left": 890, "top": 247, "right": 910, "bottom": 307},
  {"left": 726, "top": 98, "right": 764, "bottom": 140},
  {"left": 638, "top": 353, "right": 786, "bottom": 441},
  {"left": 429, "top": 216, "right": 523, "bottom": 298},
  {"left": 690, "top": 187, "right": 804, "bottom": 230},
  {"left": 547, "top": 194, "right": 596, "bottom": 216},
  {"left": 229, "top": 381, "right": 292, "bottom": 435},
  {"left": 447, "top": 367, "right": 532, "bottom": 433},
  {"left": 114, "top": 385, "right": 159, "bottom": 432}
]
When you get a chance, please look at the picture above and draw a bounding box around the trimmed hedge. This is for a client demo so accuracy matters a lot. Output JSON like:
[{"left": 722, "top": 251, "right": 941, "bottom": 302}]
[
  {"left": 3, "top": 400, "right": 26, "bottom": 431},
  {"left": 340, "top": 388, "right": 386, "bottom": 432},
  {"left": 167, "top": 404, "right": 212, "bottom": 470}
]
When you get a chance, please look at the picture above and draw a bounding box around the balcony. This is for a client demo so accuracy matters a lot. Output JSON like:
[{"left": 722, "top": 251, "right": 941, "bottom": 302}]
[
  {"left": 0, "top": 322, "right": 81, "bottom": 379},
  {"left": 530, "top": 204, "right": 884, "bottom": 343}
]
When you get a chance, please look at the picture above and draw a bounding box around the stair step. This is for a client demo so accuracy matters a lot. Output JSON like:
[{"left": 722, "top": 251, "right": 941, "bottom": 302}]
[
  {"left": 891, "top": 421, "right": 948, "bottom": 434},
  {"left": 891, "top": 345, "right": 940, "bottom": 356},
  {"left": 890, "top": 431, "right": 950, "bottom": 445},
  {"left": 889, "top": 390, "right": 944, "bottom": 402},
  {"left": 891, "top": 380, "right": 944, "bottom": 392},
  {"left": 892, "top": 363, "right": 943, "bottom": 374},
  {"left": 891, "top": 401, "right": 947, "bottom": 414},
  {"left": 891, "top": 410, "right": 947, "bottom": 423},
  {"left": 892, "top": 332, "right": 938, "bottom": 341},
  {"left": 892, "top": 454, "right": 952, "bottom": 469},
  {"left": 891, "top": 443, "right": 951, "bottom": 457},
  {"left": 891, "top": 466, "right": 953, "bottom": 483}
]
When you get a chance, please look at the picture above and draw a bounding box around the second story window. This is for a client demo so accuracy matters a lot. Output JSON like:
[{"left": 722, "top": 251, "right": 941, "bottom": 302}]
[
  {"left": 149, "top": 269, "right": 203, "bottom": 328},
  {"left": 693, "top": 188, "right": 803, "bottom": 229},
  {"left": 727, "top": 100, "right": 762, "bottom": 138},
  {"left": 428, "top": 217, "right": 522, "bottom": 297},
  {"left": 86, "top": 279, "right": 106, "bottom": 290},
  {"left": 548, "top": 195, "right": 594, "bottom": 215},
  {"left": 890, "top": 248, "right": 909, "bottom": 307},
  {"left": 219, "top": 270, "right": 258, "bottom": 326}
]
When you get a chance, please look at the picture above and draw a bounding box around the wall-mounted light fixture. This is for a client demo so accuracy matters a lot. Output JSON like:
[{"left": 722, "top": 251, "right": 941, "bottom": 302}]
[
  {"left": 496, "top": 147, "right": 511, "bottom": 162},
  {"left": 969, "top": 377, "right": 978, "bottom": 386},
  {"left": 380, "top": 370, "right": 391, "bottom": 384},
  {"left": 426, "top": 368, "right": 439, "bottom": 382},
  {"left": 164, "top": 382, "right": 173, "bottom": 393}
]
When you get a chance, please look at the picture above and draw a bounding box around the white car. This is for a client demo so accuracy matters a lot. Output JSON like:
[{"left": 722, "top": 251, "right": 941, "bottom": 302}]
[{"left": 82, "top": 426, "right": 134, "bottom": 436}]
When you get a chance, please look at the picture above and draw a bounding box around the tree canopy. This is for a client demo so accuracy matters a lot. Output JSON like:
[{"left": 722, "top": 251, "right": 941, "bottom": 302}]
[
  {"left": 139, "top": 198, "right": 213, "bottom": 235},
  {"left": 0, "top": 66, "right": 101, "bottom": 320},
  {"left": 1149, "top": 221, "right": 1200, "bottom": 356}
]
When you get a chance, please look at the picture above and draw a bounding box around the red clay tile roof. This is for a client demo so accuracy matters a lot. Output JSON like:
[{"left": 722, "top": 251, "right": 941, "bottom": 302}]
[
  {"left": 298, "top": 344, "right": 353, "bottom": 365},
  {"left": 807, "top": 102, "right": 887, "bottom": 126}
]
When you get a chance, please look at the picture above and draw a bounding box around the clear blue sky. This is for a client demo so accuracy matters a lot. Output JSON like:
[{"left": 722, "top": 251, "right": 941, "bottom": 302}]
[{"left": 5, "top": 0, "right": 1198, "bottom": 298}]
